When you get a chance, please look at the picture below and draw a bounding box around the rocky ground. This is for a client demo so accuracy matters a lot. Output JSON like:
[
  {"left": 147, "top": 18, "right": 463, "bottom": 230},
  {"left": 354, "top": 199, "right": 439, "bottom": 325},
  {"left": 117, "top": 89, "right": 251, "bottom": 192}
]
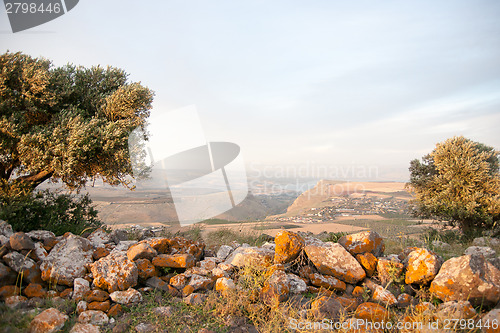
[{"left": 0, "top": 220, "right": 499, "bottom": 333}]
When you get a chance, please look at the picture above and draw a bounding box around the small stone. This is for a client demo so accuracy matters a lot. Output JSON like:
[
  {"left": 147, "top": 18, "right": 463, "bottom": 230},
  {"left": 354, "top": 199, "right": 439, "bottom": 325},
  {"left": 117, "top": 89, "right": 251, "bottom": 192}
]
[
  {"left": 216, "top": 245, "right": 233, "bottom": 260},
  {"left": 260, "top": 270, "right": 290, "bottom": 306},
  {"left": 86, "top": 290, "right": 109, "bottom": 302},
  {"left": 107, "top": 304, "right": 123, "bottom": 317},
  {"left": 309, "top": 272, "right": 346, "bottom": 292},
  {"left": 0, "top": 285, "right": 20, "bottom": 300},
  {"left": 135, "top": 323, "right": 156, "bottom": 332},
  {"left": 310, "top": 296, "right": 343, "bottom": 319},
  {"left": 372, "top": 285, "right": 397, "bottom": 307},
  {"left": 88, "top": 300, "right": 111, "bottom": 312},
  {"left": 377, "top": 257, "right": 404, "bottom": 286},
  {"left": 188, "top": 274, "right": 214, "bottom": 291},
  {"left": 287, "top": 274, "right": 307, "bottom": 294},
  {"left": 10, "top": 232, "right": 35, "bottom": 251},
  {"left": 5, "top": 295, "right": 28, "bottom": 308},
  {"left": 69, "top": 323, "right": 100, "bottom": 333},
  {"left": 24, "top": 283, "right": 47, "bottom": 298},
  {"left": 78, "top": 310, "right": 109, "bottom": 326},
  {"left": 26, "top": 230, "right": 56, "bottom": 242},
  {"left": 76, "top": 301, "right": 88, "bottom": 314},
  {"left": 170, "top": 274, "right": 189, "bottom": 289},
  {"left": 87, "top": 228, "right": 111, "bottom": 248},
  {"left": 397, "top": 293, "right": 413, "bottom": 308},
  {"left": 183, "top": 293, "right": 207, "bottom": 305},
  {"left": 136, "top": 259, "right": 158, "bottom": 280},
  {"left": 153, "top": 306, "right": 174, "bottom": 316},
  {"left": 29, "top": 308, "right": 69, "bottom": 333},
  {"left": 109, "top": 288, "right": 142, "bottom": 304},
  {"left": 73, "top": 278, "right": 91, "bottom": 301},
  {"left": 0, "top": 220, "right": 14, "bottom": 237},
  {"left": 215, "top": 277, "right": 236, "bottom": 295}
]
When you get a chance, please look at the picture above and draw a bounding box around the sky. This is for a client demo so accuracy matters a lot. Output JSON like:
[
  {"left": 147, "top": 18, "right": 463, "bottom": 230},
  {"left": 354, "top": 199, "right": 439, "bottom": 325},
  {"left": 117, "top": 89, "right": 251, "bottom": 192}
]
[{"left": 2, "top": 0, "right": 500, "bottom": 181}]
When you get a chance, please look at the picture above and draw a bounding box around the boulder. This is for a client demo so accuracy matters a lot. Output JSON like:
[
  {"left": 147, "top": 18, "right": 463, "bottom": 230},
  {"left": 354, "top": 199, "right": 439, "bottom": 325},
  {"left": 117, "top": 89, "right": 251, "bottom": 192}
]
[
  {"left": 405, "top": 248, "right": 443, "bottom": 285},
  {"left": 183, "top": 293, "right": 206, "bottom": 305},
  {"left": 287, "top": 274, "right": 307, "bottom": 294},
  {"left": 26, "top": 230, "right": 55, "bottom": 242},
  {"left": 40, "top": 234, "right": 93, "bottom": 286},
  {"left": 146, "top": 237, "right": 170, "bottom": 253},
  {"left": 24, "top": 283, "right": 47, "bottom": 298},
  {"left": 430, "top": 255, "right": 500, "bottom": 307},
  {"left": 10, "top": 232, "right": 35, "bottom": 251},
  {"left": 86, "top": 290, "right": 109, "bottom": 303},
  {"left": 170, "top": 273, "right": 189, "bottom": 290},
  {"left": 435, "top": 301, "right": 476, "bottom": 321},
  {"left": 33, "top": 242, "right": 49, "bottom": 261},
  {"left": 3, "top": 251, "right": 42, "bottom": 284},
  {"left": 152, "top": 254, "right": 195, "bottom": 268},
  {"left": 5, "top": 295, "right": 28, "bottom": 309},
  {"left": 339, "top": 231, "right": 385, "bottom": 257},
  {"left": 78, "top": 310, "right": 109, "bottom": 326},
  {"left": 273, "top": 230, "right": 304, "bottom": 264},
  {"left": 126, "top": 242, "right": 157, "bottom": 261},
  {"left": 473, "top": 237, "right": 500, "bottom": 247},
  {"left": 304, "top": 242, "right": 366, "bottom": 284},
  {"left": 109, "top": 288, "right": 143, "bottom": 304},
  {"left": 0, "top": 262, "right": 17, "bottom": 286},
  {"left": 29, "top": 308, "right": 69, "bottom": 333},
  {"left": 216, "top": 245, "right": 233, "bottom": 260},
  {"left": 309, "top": 273, "right": 346, "bottom": 292},
  {"left": 225, "top": 246, "right": 274, "bottom": 268},
  {"left": 90, "top": 250, "right": 138, "bottom": 293},
  {"left": 481, "top": 308, "right": 500, "bottom": 333},
  {"left": 464, "top": 246, "right": 496, "bottom": 259},
  {"left": 135, "top": 259, "right": 158, "bottom": 280},
  {"left": 215, "top": 277, "right": 236, "bottom": 295},
  {"left": 188, "top": 274, "right": 214, "bottom": 291},
  {"left": 356, "top": 252, "right": 378, "bottom": 277},
  {"left": 167, "top": 237, "right": 204, "bottom": 260},
  {"left": 73, "top": 278, "right": 91, "bottom": 301}
]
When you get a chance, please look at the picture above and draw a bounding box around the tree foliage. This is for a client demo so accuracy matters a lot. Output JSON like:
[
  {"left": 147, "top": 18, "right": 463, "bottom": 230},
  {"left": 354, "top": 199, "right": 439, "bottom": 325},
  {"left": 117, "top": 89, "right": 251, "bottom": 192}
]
[
  {"left": 407, "top": 136, "right": 500, "bottom": 236},
  {"left": 0, "top": 51, "right": 154, "bottom": 197}
]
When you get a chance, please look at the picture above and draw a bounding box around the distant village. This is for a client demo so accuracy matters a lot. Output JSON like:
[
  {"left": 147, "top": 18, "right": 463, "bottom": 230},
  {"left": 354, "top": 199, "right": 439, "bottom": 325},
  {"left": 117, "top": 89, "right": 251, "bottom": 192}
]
[{"left": 274, "top": 194, "right": 409, "bottom": 223}]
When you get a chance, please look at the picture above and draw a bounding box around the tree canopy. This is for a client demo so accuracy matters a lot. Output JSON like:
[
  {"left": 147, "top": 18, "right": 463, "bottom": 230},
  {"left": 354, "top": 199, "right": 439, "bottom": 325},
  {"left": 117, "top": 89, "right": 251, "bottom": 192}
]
[
  {"left": 407, "top": 136, "right": 500, "bottom": 236},
  {"left": 0, "top": 51, "right": 154, "bottom": 197}
]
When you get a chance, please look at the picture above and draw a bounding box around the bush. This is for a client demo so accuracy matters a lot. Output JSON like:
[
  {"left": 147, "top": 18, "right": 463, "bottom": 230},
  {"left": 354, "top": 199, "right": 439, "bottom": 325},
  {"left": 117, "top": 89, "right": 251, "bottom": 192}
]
[{"left": 0, "top": 190, "right": 104, "bottom": 236}]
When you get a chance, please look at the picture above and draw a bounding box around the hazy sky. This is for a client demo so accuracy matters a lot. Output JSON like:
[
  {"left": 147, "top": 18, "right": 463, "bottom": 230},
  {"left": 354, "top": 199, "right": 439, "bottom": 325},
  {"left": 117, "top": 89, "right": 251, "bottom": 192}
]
[{"left": 2, "top": 0, "right": 500, "bottom": 181}]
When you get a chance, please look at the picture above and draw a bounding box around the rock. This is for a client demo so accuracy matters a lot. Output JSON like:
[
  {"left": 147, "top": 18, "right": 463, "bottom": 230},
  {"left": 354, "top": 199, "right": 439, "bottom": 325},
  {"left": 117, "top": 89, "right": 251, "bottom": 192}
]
[
  {"left": 260, "top": 270, "right": 290, "bottom": 306},
  {"left": 354, "top": 302, "right": 391, "bottom": 322},
  {"left": 78, "top": 310, "right": 109, "bottom": 326},
  {"left": 153, "top": 306, "right": 174, "bottom": 316},
  {"left": 109, "top": 288, "right": 143, "bottom": 304},
  {"left": 127, "top": 242, "right": 157, "bottom": 261},
  {"left": 73, "top": 278, "right": 91, "bottom": 301},
  {"left": 304, "top": 241, "right": 366, "bottom": 284},
  {"left": 135, "top": 259, "right": 158, "bottom": 280},
  {"left": 0, "top": 285, "right": 20, "bottom": 300},
  {"left": 309, "top": 273, "right": 346, "bottom": 292},
  {"left": 397, "top": 293, "right": 413, "bottom": 308},
  {"left": 473, "top": 237, "right": 500, "bottom": 247},
  {"left": 10, "top": 232, "right": 35, "bottom": 250},
  {"left": 112, "top": 322, "right": 129, "bottom": 333},
  {"left": 70, "top": 323, "right": 100, "bottom": 333},
  {"left": 188, "top": 274, "right": 214, "bottom": 291},
  {"left": 464, "top": 246, "right": 497, "bottom": 259},
  {"left": 489, "top": 257, "right": 500, "bottom": 271},
  {"left": 215, "top": 277, "right": 236, "bottom": 295},
  {"left": 372, "top": 285, "right": 397, "bottom": 306},
  {"left": 310, "top": 296, "right": 343, "bottom": 319},
  {"left": 91, "top": 250, "right": 138, "bottom": 293},
  {"left": 0, "top": 262, "right": 17, "bottom": 286},
  {"left": 5, "top": 295, "right": 28, "bottom": 308},
  {"left": 152, "top": 254, "right": 195, "bottom": 268},
  {"left": 432, "top": 240, "right": 451, "bottom": 251},
  {"left": 40, "top": 234, "right": 93, "bottom": 286},
  {"left": 29, "top": 308, "right": 69, "bottom": 333},
  {"left": 430, "top": 255, "right": 500, "bottom": 307},
  {"left": 0, "top": 220, "right": 13, "bottom": 237},
  {"left": 287, "top": 274, "right": 307, "bottom": 294},
  {"left": 114, "top": 240, "right": 137, "bottom": 251},
  {"left": 167, "top": 237, "right": 205, "bottom": 260},
  {"left": 92, "top": 248, "right": 110, "bottom": 261},
  {"left": 405, "top": 248, "right": 443, "bottom": 285},
  {"left": 26, "top": 230, "right": 56, "bottom": 242},
  {"left": 481, "top": 308, "right": 500, "bottom": 333},
  {"left": 356, "top": 252, "right": 378, "bottom": 277},
  {"left": 225, "top": 246, "right": 274, "bottom": 268},
  {"left": 377, "top": 257, "right": 404, "bottom": 286},
  {"left": 339, "top": 231, "right": 385, "bottom": 257},
  {"left": 110, "top": 229, "right": 129, "bottom": 244},
  {"left": 24, "top": 283, "right": 47, "bottom": 298},
  {"left": 107, "top": 304, "right": 123, "bottom": 317},
  {"left": 216, "top": 245, "right": 233, "bottom": 260},
  {"left": 435, "top": 301, "right": 476, "bottom": 321},
  {"left": 87, "top": 228, "right": 111, "bottom": 248},
  {"left": 135, "top": 323, "right": 156, "bottom": 332},
  {"left": 88, "top": 300, "right": 110, "bottom": 312},
  {"left": 3, "top": 251, "right": 41, "bottom": 283},
  {"left": 86, "top": 290, "right": 109, "bottom": 302},
  {"left": 76, "top": 301, "right": 88, "bottom": 314},
  {"left": 33, "top": 242, "right": 49, "bottom": 261},
  {"left": 170, "top": 274, "right": 189, "bottom": 290},
  {"left": 273, "top": 230, "right": 304, "bottom": 264},
  {"left": 145, "top": 277, "right": 179, "bottom": 296},
  {"left": 184, "top": 293, "right": 207, "bottom": 305},
  {"left": 199, "top": 257, "right": 220, "bottom": 271},
  {"left": 0, "top": 234, "right": 8, "bottom": 246}
]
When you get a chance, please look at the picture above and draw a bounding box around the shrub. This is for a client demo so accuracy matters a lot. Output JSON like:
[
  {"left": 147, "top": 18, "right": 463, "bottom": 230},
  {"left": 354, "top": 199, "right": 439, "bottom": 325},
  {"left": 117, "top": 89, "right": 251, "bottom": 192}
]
[{"left": 0, "top": 189, "right": 104, "bottom": 236}]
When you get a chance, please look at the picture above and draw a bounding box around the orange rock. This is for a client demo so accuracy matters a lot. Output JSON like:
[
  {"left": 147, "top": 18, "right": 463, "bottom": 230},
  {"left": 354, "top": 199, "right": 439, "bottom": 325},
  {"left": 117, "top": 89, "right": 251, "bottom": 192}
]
[
  {"left": 0, "top": 285, "right": 20, "bottom": 300},
  {"left": 405, "top": 248, "right": 442, "bottom": 285},
  {"left": 147, "top": 238, "right": 170, "bottom": 254},
  {"left": 215, "top": 277, "right": 236, "bottom": 295},
  {"left": 182, "top": 285, "right": 195, "bottom": 297},
  {"left": 107, "top": 303, "right": 123, "bottom": 317},
  {"left": 352, "top": 286, "right": 365, "bottom": 297},
  {"left": 309, "top": 273, "right": 347, "bottom": 292},
  {"left": 339, "top": 231, "right": 385, "bottom": 257},
  {"left": 354, "top": 302, "right": 391, "bottom": 322},
  {"left": 90, "top": 251, "right": 138, "bottom": 293},
  {"left": 356, "top": 253, "right": 378, "bottom": 277},
  {"left": 86, "top": 289, "right": 109, "bottom": 302},
  {"left": 310, "top": 296, "right": 343, "bottom": 319},
  {"left": 92, "top": 247, "right": 110, "bottom": 261},
  {"left": 376, "top": 258, "right": 404, "bottom": 286},
  {"left": 88, "top": 300, "right": 111, "bottom": 312},
  {"left": 273, "top": 230, "right": 304, "bottom": 264},
  {"left": 167, "top": 237, "right": 205, "bottom": 260},
  {"left": 29, "top": 308, "right": 68, "bottom": 333},
  {"left": 152, "top": 254, "right": 195, "bottom": 269},
  {"left": 170, "top": 274, "right": 188, "bottom": 290},
  {"left": 59, "top": 288, "right": 73, "bottom": 299},
  {"left": 23, "top": 283, "right": 47, "bottom": 298},
  {"left": 136, "top": 259, "right": 159, "bottom": 280},
  {"left": 334, "top": 295, "right": 359, "bottom": 311},
  {"left": 372, "top": 286, "right": 397, "bottom": 307},
  {"left": 127, "top": 242, "right": 157, "bottom": 261}
]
